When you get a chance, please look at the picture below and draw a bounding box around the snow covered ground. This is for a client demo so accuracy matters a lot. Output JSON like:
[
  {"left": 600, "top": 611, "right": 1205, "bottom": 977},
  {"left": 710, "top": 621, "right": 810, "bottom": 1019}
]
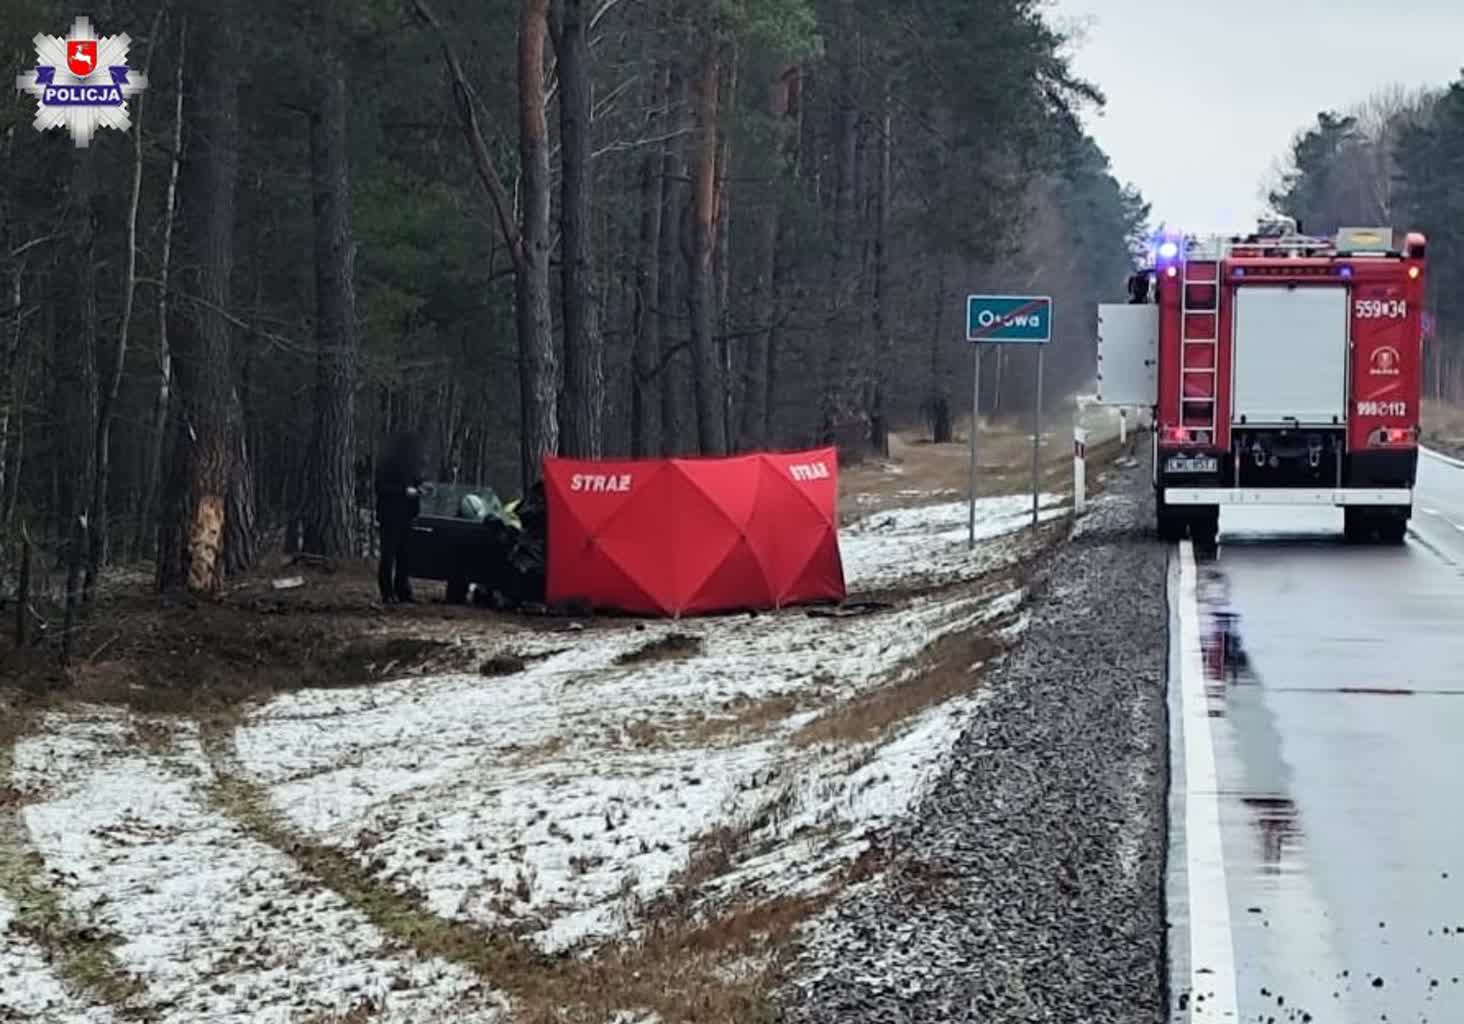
[{"left": 2, "top": 491, "right": 1068, "bottom": 1019}]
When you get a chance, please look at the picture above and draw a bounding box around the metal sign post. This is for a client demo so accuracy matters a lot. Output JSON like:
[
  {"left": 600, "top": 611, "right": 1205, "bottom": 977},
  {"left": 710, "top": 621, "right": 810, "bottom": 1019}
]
[
  {"left": 965, "top": 294, "right": 1053, "bottom": 545},
  {"left": 968, "top": 345, "right": 983, "bottom": 549},
  {"left": 1032, "top": 346, "right": 1044, "bottom": 528}
]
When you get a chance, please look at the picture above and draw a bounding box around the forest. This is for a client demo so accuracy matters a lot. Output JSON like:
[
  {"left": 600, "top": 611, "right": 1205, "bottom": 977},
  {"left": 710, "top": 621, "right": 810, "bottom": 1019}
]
[
  {"left": 0, "top": 0, "right": 1147, "bottom": 603},
  {"left": 1267, "top": 78, "right": 1464, "bottom": 402}
]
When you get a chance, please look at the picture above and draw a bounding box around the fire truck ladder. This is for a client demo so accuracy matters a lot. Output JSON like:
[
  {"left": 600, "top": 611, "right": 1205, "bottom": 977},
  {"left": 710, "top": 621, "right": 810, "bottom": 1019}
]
[{"left": 1180, "top": 261, "right": 1219, "bottom": 441}]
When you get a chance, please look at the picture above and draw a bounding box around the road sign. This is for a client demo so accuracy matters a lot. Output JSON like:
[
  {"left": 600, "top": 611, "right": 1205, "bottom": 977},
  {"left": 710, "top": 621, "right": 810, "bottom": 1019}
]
[
  {"left": 966, "top": 294, "right": 1053, "bottom": 343},
  {"left": 964, "top": 293, "right": 1053, "bottom": 547}
]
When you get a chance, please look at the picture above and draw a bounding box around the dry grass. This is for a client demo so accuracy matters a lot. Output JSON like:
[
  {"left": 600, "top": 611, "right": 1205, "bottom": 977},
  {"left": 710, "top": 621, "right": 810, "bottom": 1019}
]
[
  {"left": 842, "top": 416, "right": 1125, "bottom": 520},
  {"left": 1423, "top": 399, "right": 1464, "bottom": 449},
  {"left": 791, "top": 626, "right": 1004, "bottom": 749}
]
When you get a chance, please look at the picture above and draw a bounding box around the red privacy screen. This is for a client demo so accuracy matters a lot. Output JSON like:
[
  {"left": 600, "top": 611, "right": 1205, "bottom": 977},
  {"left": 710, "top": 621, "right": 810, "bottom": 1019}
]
[{"left": 543, "top": 448, "right": 846, "bottom": 616}]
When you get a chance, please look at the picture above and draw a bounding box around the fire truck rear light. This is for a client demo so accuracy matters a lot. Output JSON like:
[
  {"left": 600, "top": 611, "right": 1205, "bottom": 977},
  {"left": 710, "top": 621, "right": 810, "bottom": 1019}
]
[
  {"left": 1409, "top": 266, "right": 1421, "bottom": 279},
  {"left": 1158, "top": 240, "right": 1180, "bottom": 260},
  {"left": 1166, "top": 266, "right": 1178, "bottom": 278},
  {"left": 1164, "top": 427, "right": 1190, "bottom": 443},
  {"left": 1386, "top": 427, "right": 1412, "bottom": 443}
]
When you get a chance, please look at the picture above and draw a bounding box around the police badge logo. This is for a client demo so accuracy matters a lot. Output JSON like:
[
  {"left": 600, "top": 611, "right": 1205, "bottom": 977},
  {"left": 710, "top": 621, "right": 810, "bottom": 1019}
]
[{"left": 15, "top": 16, "right": 148, "bottom": 148}]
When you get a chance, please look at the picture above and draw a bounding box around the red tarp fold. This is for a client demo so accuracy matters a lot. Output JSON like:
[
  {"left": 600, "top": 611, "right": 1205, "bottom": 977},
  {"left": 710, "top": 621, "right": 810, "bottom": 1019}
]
[{"left": 544, "top": 448, "right": 846, "bottom": 616}]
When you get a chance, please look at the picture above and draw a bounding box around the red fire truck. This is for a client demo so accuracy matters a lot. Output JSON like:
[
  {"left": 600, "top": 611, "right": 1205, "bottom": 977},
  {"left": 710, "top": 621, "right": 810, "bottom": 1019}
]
[{"left": 1098, "top": 222, "right": 1427, "bottom": 546}]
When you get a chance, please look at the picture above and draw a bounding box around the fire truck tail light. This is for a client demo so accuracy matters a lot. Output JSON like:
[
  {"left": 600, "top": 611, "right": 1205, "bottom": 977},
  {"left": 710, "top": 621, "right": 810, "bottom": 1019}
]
[
  {"left": 1369, "top": 426, "right": 1417, "bottom": 447},
  {"left": 1166, "top": 266, "right": 1178, "bottom": 278},
  {"left": 1164, "top": 427, "right": 1190, "bottom": 443},
  {"left": 1409, "top": 266, "right": 1421, "bottom": 279}
]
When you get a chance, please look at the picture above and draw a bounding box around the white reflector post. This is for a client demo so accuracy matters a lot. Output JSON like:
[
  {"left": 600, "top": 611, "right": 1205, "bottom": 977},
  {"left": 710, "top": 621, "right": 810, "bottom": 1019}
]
[{"left": 1074, "top": 426, "right": 1088, "bottom": 516}]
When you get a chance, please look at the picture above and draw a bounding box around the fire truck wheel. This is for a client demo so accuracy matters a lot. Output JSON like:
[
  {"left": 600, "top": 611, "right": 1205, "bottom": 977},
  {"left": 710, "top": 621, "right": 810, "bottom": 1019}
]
[
  {"left": 1190, "top": 509, "right": 1220, "bottom": 549},
  {"left": 1377, "top": 515, "right": 1408, "bottom": 545},
  {"left": 1156, "top": 511, "right": 1185, "bottom": 543},
  {"left": 1343, "top": 507, "right": 1379, "bottom": 544}
]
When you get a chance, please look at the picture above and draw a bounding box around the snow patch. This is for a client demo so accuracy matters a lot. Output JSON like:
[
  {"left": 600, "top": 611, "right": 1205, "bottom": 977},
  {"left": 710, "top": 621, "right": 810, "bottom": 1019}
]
[{"left": 12, "top": 717, "right": 509, "bottom": 1023}]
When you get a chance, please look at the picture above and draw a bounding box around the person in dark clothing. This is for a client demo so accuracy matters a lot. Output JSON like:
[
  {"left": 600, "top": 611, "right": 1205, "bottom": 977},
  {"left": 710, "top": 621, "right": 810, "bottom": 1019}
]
[{"left": 374, "top": 430, "right": 427, "bottom": 603}]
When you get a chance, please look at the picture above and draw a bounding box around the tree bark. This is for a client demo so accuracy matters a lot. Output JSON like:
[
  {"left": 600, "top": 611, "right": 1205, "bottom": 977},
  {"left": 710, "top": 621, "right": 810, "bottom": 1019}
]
[
  {"left": 657, "top": 46, "right": 689, "bottom": 456},
  {"left": 86, "top": 10, "right": 161, "bottom": 599},
  {"left": 740, "top": 64, "right": 797, "bottom": 452},
  {"left": 686, "top": 42, "right": 725, "bottom": 456},
  {"left": 554, "top": 0, "right": 604, "bottom": 458},
  {"left": 867, "top": 77, "right": 893, "bottom": 458},
  {"left": 631, "top": 59, "right": 667, "bottom": 458},
  {"left": 167, "top": 0, "right": 243, "bottom": 595},
  {"left": 136, "top": 17, "right": 186, "bottom": 562},
  {"left": 518, "top": 0, "right": 559, "bottom": 487},
  {"left": 55, "top": 144, "right": 99, "bottom": 627},
  {"left": 714, "top": 46, "right": 737, "bottom": 451},
  {"left": 928, "top": 257, "right": 952, "bottom": 443},
  {"left": 302, "top": 30, "right": 358, "bottom": 559},
  {"left": 820, "top": 2, "right": 859, "bottom": 448}
]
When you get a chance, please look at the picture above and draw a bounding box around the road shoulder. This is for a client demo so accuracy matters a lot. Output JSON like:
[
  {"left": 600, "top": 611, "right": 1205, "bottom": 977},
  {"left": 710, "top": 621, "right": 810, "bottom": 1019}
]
[{"left": 777, "top": 440, "right": 1168, "bottom": 1022}]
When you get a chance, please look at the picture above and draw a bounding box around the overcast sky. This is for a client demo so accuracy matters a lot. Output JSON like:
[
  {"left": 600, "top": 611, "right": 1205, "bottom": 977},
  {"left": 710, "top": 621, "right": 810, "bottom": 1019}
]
[{"left": 1050, "top": 0, "right": 1464, "bottom": 235}]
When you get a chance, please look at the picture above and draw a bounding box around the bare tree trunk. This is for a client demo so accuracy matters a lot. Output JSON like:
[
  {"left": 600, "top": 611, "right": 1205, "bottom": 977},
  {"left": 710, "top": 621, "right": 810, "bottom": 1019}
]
[
  {"left": 820, "top": 1, "right": 859, "bottom": 448},
  {"left": 86, "top": 11, "right": 161, "bottom": 598},
  {"left": 657, "top": 45, "right": 689, "bottom": 456},
  {"left": 3, "top": 308, "right": 35, "bottom": 536},
  {"left": 686, "top": 42, "right": 725, "bottom": 456},
  {"left": 0, "top": 267, "right": 23, "bottom": 527},
  {"left": 867, "top": 77, "right": 893, "bottom": 458},
  {"left": 714, "top": 46, "right": 737, "bottom": 451},
  {"left": 555, "top": 0, "right": 604, "bottom": 458},
  {"left": 168, "top": 0, "right": 242, "bottom": 595},
  {"left": 631, "top": 59, "right": 667, "bottom": 458},
  {"left": 302, "top": 28, "right": 358, "bottom": 559},
  {"left": 741, "top": 65, "right": 796, "bottom": 452},
  {"left": 59, "top": 146, "right": 99, "bottom": 642},
  {"left": 518, "top": 0, "right": 559, "bottom": 486},
  {"left": 928, "top": 256, "right": 952, "bottom": 443},
  {"left": 139, "top": 17, "right": 186, "bottom": 563}
]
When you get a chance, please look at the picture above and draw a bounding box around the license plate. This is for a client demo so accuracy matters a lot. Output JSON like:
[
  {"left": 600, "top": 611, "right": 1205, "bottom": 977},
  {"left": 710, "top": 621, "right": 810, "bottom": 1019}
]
[{"left": 1166, "top": 455, "right": 1218, "bottom": 474}]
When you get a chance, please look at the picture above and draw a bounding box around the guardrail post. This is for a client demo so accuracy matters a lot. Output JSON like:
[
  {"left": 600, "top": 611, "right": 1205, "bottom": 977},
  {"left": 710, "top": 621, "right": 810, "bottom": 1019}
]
[{"left": 1074, "top": 427, "right": 1088, "bottom": 517}]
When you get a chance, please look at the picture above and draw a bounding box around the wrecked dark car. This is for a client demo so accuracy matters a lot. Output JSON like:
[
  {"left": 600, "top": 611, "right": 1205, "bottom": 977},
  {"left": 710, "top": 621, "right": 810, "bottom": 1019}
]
[{"left": 403, "top": 482, "right": 545, "bottom": 606}]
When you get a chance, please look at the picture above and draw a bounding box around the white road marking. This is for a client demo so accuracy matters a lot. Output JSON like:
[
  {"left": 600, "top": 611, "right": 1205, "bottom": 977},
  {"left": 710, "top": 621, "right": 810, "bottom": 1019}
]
[
  {"left": 1423, "top": 446, "right": 1464, "bottom": 471},
  {"left": 1422, "top": 507, "right": 1442, "bottom": 517},
  {"left": 1178, "top": 541, "right": 1239, "bottom": 1019}
]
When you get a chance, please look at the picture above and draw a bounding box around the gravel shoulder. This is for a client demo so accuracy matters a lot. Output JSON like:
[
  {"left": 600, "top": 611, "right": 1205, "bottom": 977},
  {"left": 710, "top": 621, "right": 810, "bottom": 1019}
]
[{"left": 777, "top": 440, "right": 1168, "bottom": 1023}]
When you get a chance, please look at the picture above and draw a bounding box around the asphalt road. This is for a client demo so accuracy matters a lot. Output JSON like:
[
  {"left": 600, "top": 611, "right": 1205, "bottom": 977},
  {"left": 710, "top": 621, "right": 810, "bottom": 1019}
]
[{"left": 1166, "top": 449, "right": 1464, "bottom": 1023}]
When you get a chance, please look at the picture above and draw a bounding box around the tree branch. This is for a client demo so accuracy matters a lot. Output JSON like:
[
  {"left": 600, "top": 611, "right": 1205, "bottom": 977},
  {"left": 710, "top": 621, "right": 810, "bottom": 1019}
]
[{"left": 411, "top": 0, "right": 524, "bottom": 271}]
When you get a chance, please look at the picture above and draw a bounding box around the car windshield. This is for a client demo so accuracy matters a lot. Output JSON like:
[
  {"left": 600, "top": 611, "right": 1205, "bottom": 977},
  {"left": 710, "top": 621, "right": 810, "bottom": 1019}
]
[{"left": 418, "top": 482, "right": 503, "bottom": 522}]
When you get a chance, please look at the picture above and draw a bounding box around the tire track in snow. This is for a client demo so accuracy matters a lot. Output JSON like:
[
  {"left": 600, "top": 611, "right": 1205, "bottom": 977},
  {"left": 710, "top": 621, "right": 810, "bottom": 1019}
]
[{"left": 10, "top": 713, "right": 510, "bottom": 1023}]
